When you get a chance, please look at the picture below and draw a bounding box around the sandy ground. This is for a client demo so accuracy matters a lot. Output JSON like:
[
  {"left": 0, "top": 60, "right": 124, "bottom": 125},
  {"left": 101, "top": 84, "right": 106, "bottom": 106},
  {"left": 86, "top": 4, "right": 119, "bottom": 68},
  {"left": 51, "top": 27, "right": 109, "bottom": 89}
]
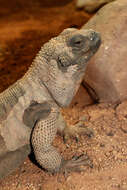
[{"left": 0, "top": 0, "right": 127, "bottom": 190}]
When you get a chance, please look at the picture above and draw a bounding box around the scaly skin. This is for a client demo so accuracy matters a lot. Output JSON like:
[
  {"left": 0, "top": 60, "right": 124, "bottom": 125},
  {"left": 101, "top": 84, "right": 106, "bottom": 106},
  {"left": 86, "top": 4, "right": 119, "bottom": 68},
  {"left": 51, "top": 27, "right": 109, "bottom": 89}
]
[{"left": 0, "top": 28, "right": 101, "bottom": 178}]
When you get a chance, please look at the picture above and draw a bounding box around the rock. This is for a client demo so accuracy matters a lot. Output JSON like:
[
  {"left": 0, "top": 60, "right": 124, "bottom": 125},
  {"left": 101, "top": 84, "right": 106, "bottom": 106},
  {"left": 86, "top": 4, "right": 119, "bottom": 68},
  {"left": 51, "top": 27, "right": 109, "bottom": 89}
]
[
  {"left": 76, "top": 0, "right": 115, "bottom": 13},
  {"left": 82, "top": 0, "right": 127, "bottom": 104},
  {"left": 70, "top": 84, "right": 93, "bottom": 107}
]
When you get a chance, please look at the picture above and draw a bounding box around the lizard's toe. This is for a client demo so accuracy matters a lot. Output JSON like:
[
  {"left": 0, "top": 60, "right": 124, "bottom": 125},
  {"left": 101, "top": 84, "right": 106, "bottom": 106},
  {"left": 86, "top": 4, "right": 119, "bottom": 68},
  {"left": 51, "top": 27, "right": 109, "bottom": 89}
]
[{"left": 60, "top": 154, "right": 93, "bottom": 175}]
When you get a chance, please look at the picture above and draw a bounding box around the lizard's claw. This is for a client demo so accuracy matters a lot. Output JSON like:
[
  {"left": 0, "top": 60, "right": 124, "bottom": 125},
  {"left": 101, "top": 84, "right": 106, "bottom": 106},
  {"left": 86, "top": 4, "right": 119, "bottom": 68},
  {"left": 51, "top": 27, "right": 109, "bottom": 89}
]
[{"left": 60, "top": 154, "right": 93, "bottom": 175}]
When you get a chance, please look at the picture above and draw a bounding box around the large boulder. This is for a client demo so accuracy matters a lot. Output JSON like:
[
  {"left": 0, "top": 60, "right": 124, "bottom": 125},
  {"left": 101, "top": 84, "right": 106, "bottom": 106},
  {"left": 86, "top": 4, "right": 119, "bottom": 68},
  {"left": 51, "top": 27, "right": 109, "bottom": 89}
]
[
  {"left": 76, "top": 0, "right": 115, "bottom": 13},
  {"left": 82, "top": 0, "right": 127, "bottom": 104}
]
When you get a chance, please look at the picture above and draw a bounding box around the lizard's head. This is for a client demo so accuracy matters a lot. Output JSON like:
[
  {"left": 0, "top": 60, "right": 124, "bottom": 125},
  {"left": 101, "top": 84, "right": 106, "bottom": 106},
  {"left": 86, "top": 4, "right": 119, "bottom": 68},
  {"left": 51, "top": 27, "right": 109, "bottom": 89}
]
[{"left": 38, "top": 28, "right": 101, "bottom": 107}]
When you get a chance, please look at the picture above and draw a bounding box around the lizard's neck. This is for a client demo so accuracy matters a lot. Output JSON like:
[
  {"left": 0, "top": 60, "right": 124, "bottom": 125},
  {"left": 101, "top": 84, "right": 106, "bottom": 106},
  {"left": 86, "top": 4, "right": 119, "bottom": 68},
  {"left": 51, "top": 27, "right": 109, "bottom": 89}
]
[
  {"left": 22, "top": 49, "right": 49, "bottom": 85},
  {"left": 19, "top": 47, "right": 45, "bottom": 84}
]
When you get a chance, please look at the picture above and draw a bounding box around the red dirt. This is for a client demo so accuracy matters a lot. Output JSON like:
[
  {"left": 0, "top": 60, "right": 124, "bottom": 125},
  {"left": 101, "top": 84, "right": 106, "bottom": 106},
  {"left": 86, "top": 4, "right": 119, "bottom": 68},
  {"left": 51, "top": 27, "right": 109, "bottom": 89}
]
[{"left": 0, "top": 0, "right": 127, "bottom": 190}]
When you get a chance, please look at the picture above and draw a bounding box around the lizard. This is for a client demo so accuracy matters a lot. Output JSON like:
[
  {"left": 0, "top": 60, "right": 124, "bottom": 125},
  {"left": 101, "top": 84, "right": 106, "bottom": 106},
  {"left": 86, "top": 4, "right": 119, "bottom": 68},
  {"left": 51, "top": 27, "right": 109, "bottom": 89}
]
[{"left": 0, "top": 28, "right": 101, "bottom": 179}]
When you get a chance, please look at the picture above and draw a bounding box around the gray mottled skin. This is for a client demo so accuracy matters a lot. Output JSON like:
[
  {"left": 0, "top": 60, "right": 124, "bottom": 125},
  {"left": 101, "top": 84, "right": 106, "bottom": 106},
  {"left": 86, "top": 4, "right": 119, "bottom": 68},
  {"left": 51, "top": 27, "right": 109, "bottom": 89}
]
[{"left": 0, "top": 28, "right": 101, "bottom": 178}]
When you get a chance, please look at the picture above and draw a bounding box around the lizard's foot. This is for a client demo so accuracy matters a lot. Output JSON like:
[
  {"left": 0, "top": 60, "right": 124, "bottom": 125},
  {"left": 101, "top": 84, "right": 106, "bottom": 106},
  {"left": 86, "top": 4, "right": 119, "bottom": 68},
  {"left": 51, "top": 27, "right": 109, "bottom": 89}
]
[
  {"left": 60, "top": 154, "right": 93, "bottom": 175},
  {"left": 63, "top": 121, "right": 94, "bottom": 143}
]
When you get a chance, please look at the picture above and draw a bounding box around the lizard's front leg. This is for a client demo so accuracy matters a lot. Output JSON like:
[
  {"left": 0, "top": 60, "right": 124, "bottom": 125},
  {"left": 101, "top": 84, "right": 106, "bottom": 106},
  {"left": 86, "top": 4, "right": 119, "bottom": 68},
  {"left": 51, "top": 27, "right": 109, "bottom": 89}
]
[
  {"left": 32, "top": 104, "right": 92, "bottom": 173},
  {"left": 31, "top": 104, "right": 61, "bottom": 172}
]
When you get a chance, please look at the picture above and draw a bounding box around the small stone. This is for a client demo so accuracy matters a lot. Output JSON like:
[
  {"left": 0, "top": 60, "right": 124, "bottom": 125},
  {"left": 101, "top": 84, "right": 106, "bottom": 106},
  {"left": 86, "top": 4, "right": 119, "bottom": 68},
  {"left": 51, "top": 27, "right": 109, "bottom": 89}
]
[
  {"left": 112, "top": 150, "right": 117, "bottom": 155},
  {"left": 105, "top": 152, "right": 110, "bottom": 157},
  {"left": 107, "top": 131, "right": 114, "bottom": 136},
  {"left": 79, "top": 115, "right": 89, "bottom": 122},
  {"left": 100, "top": 143, "right": 105, "bottom": 147}
]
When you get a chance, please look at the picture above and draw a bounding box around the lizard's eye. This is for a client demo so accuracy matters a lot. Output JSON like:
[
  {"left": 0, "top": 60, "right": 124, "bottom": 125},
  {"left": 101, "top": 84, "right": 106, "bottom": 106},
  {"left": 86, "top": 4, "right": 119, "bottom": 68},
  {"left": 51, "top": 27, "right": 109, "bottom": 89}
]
[{"left": 68, "top": 34, "right": 85, "bottom": 48}]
